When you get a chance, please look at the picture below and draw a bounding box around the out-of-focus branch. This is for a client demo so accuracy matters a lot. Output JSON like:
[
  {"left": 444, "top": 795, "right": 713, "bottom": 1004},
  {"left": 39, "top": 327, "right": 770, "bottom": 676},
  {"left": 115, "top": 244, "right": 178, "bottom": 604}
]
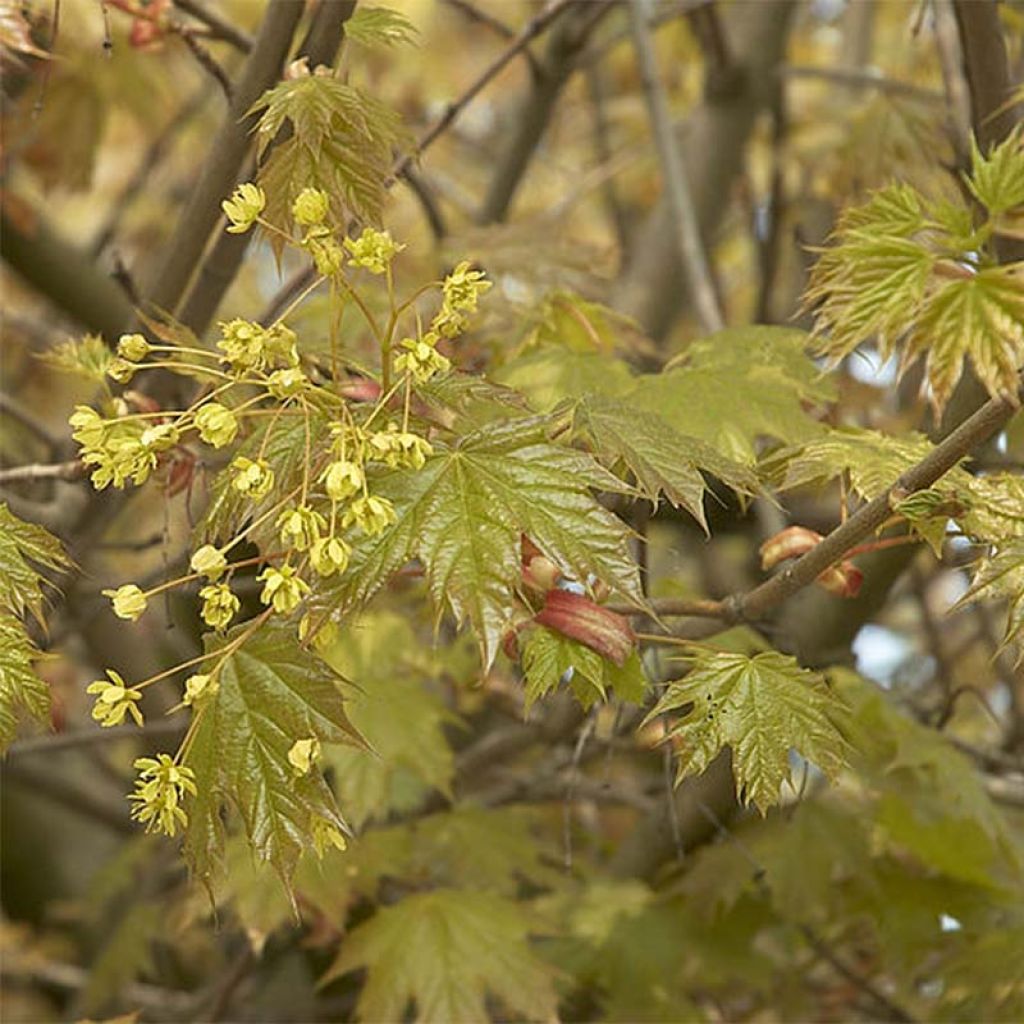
[
  {"left": 613, "top": 0, "right": 794, "bottom": 341},
  {"left": 628, "top": 0, "right": 723, "bottom": 334},
  {"left": 479, "top": 2, "right": 611, "bottom": 223},
  {"left": 142, "top": 0, "right": 304, "bottom": 319},
  {"left": 0, "top": 392, "right": 62, "bottom": 449},
  {"left": 952, "top": 0, "right": 1024, "bottom": 264},
  {"left": 1, "top": 204, "right": 133, "bottom": 339},
  {"left": 441, "top": 0, "right": 515, "bottom": 40}
]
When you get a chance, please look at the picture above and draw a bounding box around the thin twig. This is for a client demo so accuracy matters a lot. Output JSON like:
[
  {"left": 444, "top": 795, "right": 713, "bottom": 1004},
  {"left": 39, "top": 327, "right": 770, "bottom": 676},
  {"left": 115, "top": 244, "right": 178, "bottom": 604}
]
[
  {"left": 780, "top": 64, "right": 944, "bottom": 104},
  {"left": 172, "top": 0, "right": 254, "bottom": 53},
  {"left": 391, "top": 0, "right": 579, "bottom": 182},
  {"left": 7, "top": 719, "right": 186, "bottom": 757},
  {"left": 441, "top": 0, "right": 515, "bottom": 40},
  {"left": 628, "top": 0, "right": 724, "bottom": 334},
  {"left": 177, "top": 27, "right": 233, "bottom": 99}
]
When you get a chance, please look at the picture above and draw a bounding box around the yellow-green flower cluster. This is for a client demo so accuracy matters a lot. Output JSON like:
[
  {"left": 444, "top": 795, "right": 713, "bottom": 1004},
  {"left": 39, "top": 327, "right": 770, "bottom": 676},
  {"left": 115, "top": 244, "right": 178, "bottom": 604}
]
[
  {"left": 71, "top": 407, "right": 161, "bottom": 489},
  {"left": 344, "top": 227, "right": 404, "bottom": 274},
  {"left": 231, "top": 456, "right": 275, "bottom": 500},
  {"left": 194, "top": 403, "right": 239, "bottom": 448},
  {"left": 395, "top": 334, "right": 450, "bottom": 384},
  {"left": 293, "top": 187, "right": 330, "bottom": 227},
  {"left": 87, "top": 669, "right": 144, "bottom": 727},
  {"left": 183, "top": 672, "right": 218, "bottom": 707},
  {"left": 222, "top": 183, "right": 265, "bottom": 234},
  {"left": 216, "top": 320, "right": 299, "bottom": 375},
  {"left": 258, "top": 564, "right": 310, "bottom": 614},
  {"left": 288, "top": 736, "right": 321, "bottom": 776},
  {"left": 199, "top": 583, "right": 240, "bottom": 631},
  {"left": 431, "top": 260, "right": 491, "bottom": 339},
  {"left": 128, "top": 754, "right": 197, "bottom": 837},
  {"left": 311, "top": 815, "right": 348, "bottom": 857}
]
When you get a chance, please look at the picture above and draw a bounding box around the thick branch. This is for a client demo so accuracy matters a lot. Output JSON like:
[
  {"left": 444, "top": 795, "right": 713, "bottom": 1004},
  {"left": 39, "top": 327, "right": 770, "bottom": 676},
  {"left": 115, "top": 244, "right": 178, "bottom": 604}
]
[
  {"left": 1, "top": 206, "right": 133, "bottom": 339},
  {"left": 142, "top": 0, "right": 304, "bottom": 318}
]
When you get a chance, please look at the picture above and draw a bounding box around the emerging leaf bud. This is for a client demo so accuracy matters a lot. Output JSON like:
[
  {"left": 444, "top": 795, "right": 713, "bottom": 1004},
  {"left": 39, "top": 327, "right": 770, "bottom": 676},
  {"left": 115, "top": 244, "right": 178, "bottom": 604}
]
[{"left": 534, "top": 589, "right": 634, "bottom": 666}]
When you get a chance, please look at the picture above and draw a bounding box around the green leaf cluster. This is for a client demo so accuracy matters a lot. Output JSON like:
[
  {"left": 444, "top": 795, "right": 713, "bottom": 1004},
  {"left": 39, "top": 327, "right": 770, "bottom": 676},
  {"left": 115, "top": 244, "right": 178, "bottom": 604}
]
[
  {"left": 249, "top": 74, "right": 407, "bottom": 238},
  {"left": 807, "top": 129, "right": 1024, "bottom": 411}
]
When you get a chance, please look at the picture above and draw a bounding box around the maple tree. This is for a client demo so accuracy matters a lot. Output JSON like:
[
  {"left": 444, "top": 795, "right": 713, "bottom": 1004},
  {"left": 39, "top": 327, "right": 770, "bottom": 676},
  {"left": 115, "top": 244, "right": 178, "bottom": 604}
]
[{"left": 2, "top": 2, "right": 1024, "bottom": 1022}]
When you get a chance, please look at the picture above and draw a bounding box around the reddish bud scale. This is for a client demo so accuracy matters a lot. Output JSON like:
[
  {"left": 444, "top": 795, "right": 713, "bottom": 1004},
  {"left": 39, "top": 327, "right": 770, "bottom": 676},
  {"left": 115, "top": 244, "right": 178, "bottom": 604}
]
[
  {"left": 760, "top": 525, "right": 863, "bottom": 599},
  {"left": 534, "top": 589, "right": 634, "bottom": 666}
]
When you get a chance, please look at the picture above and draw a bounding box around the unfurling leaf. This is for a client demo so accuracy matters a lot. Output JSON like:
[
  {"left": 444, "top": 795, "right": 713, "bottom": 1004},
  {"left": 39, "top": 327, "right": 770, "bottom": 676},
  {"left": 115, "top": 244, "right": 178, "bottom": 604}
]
[
  {"left": 646, "top": 649, "right": 850, "bottom": 813},
  {"left": 760, "top": 526, "right": 862, "bottom": 598}
]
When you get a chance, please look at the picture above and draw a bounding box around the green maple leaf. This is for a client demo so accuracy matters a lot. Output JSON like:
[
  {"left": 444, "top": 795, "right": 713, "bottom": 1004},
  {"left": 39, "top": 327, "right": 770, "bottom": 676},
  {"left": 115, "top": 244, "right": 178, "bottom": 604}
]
[
  {"left": 967, "top": 127, "right": 1024, "bottom": 217},
  {"left": 0, "top": 612, "right": 52, "bottom": 751},
  {"left": 647, "top": 650, "right": 850, "bottom": 813},
  {"left": 320, "top": 418, "right": 643, "bottom": 666},
  {"left": 520, "top": 624, "right": 646, "bottom": 710},
  {"left": 318, "top": 612, "right": 457, "bottom": 827},
  {"left": 182, "top": 619, "right": 362, "bottom": 883},
  {"left": 630, "top": 327, "right": 833, "bottom": 464},
  {"left": 322, "top": 888, "right": 559, "bottom": 1023},
  {"left": 0, "top": 505, "right": 69, "bottom": 748},
  {"left": 0, "top": 502, "right": 70, "bottom": 625},
  {"left": 494, "top": 346, "right": 636, "bottom": 413},
  {"left": 904, "top": 264, "right": 1024, "bottom": 410},
  {"left": 572, "top": 393, "right": 758, "bottom": 531},
  {"left": 249, "top": 76, "right": 407, "bottom": 240}
]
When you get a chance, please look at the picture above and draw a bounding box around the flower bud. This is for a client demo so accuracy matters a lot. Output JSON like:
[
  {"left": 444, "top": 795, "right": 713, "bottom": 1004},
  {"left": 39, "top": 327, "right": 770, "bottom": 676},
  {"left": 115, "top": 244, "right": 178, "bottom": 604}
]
[
  {"left": 292, "top": 187, "right": 330, "bottom": 226},
  {"left": 194, "top": 403, "right": 239, "bottom": 448},
  {"left": 117, "top": 333, "right": 151, "bottom": 361},
  {"left": 102, "top": 583, "right": 148, "bottom": 621},
  {"left": 190, "top": 544, "right": 227, "bottom": 581}
]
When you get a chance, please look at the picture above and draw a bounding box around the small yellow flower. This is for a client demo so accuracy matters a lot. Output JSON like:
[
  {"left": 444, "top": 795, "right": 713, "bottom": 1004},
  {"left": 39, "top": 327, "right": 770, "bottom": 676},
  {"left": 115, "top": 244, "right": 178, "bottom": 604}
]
[
  {"left": 321, "top": 459, "right": 365, "bottom": 502},
  {"left": 342, "top": 494, "right": 396, "bottom": 537},
  {"left": 311, "top": 815, "right": 348, "bottom": 857},
  {"left": 276, "top": 504, "right": 326, "bottom": 552},
  {"left": 368, "top": 426, "right": 433, "bottom": 469},
  {"left": 442, "top": 260, "right": 491, "bottom": 313},
  {"left": 199, "top": 582, "right": 240, "bottom": 631},
  {"left": 140, "top": 423, "right": 180, "bottom": 453},
  {"left": 194, "top": 402, "right": 239, "bottom": 448},
  {"left": 128, "top": 754, "right": 197, "bottom": 836},
  {"left": 287, "top": 736, "right": 321, "bottom": 775},
  {"left": 107, "top": 357, "right": 137, "bottom": 384},
  {"left": 69, "top": 405, "right": 105, "bottom": 447},
  {"left": 344, "top": 227, "right": 404, "bottom": 274},
  {"left": 264, "top": 323, "right": 299, "bottom": 368},
  {"left": 292, "top": 187, "right": 330, "bottom": 226},
  {"left": 190, "top": 544, "right": 227, "bottom": 581},
  {"left": 394, "top": 336, "right": 450, "bottom": 384},
  {"left": 310, "top": 535, "right": 351, "bottom": 577},
  {"left": 183, "top": 672, "right": 218, "bottom": 707},
  {"left": 222, "top": 182, "right": 265, "bottom": 234},
  {"left": 257, "top": 564, "right": 311, "bottom": 614},
  {"left": 217, "top": 318, "right": 266, "bottom": 372},
  {"left": 231, "top": 456, "right": 275, "bottom": 501},
  {"left": 87, "top": 669, "right": 144, "bottom": 727},
  {"left": 266, "top": 367, "right": 307, "bottom": 400},
  {"left": 103, "top": 584, "right": 148, "bottom": 621},
  {"left": 117, "top": 333, "right": 151, "bottom": 361},
  {"left": 305, "top": 231, "right": 344, "bottom": 276}
]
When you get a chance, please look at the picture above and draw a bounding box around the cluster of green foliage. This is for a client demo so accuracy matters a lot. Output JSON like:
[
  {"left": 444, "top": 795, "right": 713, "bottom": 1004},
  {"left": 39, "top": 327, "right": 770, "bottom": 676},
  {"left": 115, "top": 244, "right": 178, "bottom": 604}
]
[{"left": 2, "top": 3, "right": 1024, "bottom": 1022}]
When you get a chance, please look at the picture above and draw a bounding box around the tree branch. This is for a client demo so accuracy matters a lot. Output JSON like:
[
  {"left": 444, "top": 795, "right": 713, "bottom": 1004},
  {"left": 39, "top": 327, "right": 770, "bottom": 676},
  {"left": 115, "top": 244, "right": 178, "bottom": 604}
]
[
  {"left": 172, "top": 0, "right": 254, "bottom": 53},
  {"left": 0, "top": 460, "right": 84, "bottom": 483},
  {"left": 141, "top": 0, "right": 305, "bottom": 319},
  {"left": 628, "top": 0, "right": 724, "bottom": 334}
]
